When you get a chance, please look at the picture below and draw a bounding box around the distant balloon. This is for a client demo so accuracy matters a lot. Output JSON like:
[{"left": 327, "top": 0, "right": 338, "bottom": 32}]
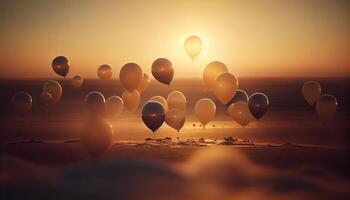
[
  {"left": 226, "top": 89, "right": 249, "bottom": 107},
  {"left": 184, "top": 35, "right": 202, "bottom": 60},
  {"left": 141, "top": 101, "right": 165, "bottom": 132},
  {"left": 149, "top": 96, "right": 168, "bottom": 112},
  {"left": 105, "top": 96, "right": 124, "bottom": 117},
  {"left": 11, "top": 92, "right": 32, "bottom": 113},
  {"left": 248, "top": 92, "right": 269, "bottom": 119},
  {"left": 136, "top": 73, "right": 151, "bottom": 93},
  {"left": 167, "top": 91, "right": 187, "bottom": 113},
  {"left": 316, "top": 94, "right": 337, "bottom": 120},
  {"left": 119, "top": 63, "right": 143, "bottom": 92},
  {"left": 97, "top": 64, "right": 113, "bottom": 81},
  {"left": 228, "top": 102, "right": 254, "bottom": 127},
  {"left": 203, "top": 61, "right": 228, "bottom": 89},
  {"left": 52, "top": 56, "right": 69, "bottom": 77},
  {"left": 151, "top": 58, "right": 174, "bottom": 85},
  {"left": 165, "top": 109, "right": 186, "bottom": 132},
  {"left": 213, "top": 72, "right": 238, "bottom": 104},
  {"left": 43, "top": 80, "right": 62, "bottom": 104},
  {"left": 194, "top": 98, "right": 216, "bottom": 128},
  {"left": 85, "top": 91, "right": 105, "bottom": 114},
  {"left": 39, "top": 92, "right": 53, "bottom": 106},
  {"left": 80, "top": 116, "right": 113, "bottom": 158},
  {"left": 72, "top": 75, "right": 83, "bottom": 88},
  {"left": 303, "top": 81, "right": 321, "bottom": 106},
  {"left": 122, "top": 90, "right": 140, "bottom": 112}
]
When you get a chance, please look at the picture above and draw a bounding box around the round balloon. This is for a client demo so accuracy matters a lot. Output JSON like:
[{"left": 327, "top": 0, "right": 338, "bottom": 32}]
[
  {"left": 316, "top": 94, "right": 337, "bottom": 120},
  {"left": 97, "top": 64, "right": 113, "bottom": 81},
  {"left": 80, "top": 116, "right": 113, "bottom": 158},
  {"left": 167, "top": 91, "right": 187, "bottom": 113},
  {"left": 165, "top": 109, "right": 186, "bottom": 132},
  {"left": 72, "top": 75, "right": 83, "bottom": 88},
  {"left": 228, "top": 102, "right": 254, "bottom": 127},
  {"left": 141, "top": 101, "right": 165, "bottom": 132},
  {"left": 122, "top": 90, "right": 140, "bottom": 112},
  {"left": 203, "top": 61, "right": 228, "bottom": 89},
  {"left": 136, "top": 73, "right": 151, "bottom": 93},
  {"left": 213, "top": 72, "right": 238, "bottom": 104},
  {"left": 43, "top": 80, "right": 62, "bottom": 104},
  {"left": 151, "top": 58, "right": 174, "bottom": 85},
  {"left": 302, "top": 81, "right": 321, "bottom": 106},
  {"left": 248, "top": 92, "right": 269, "bottom": 120},
  {"left": 226, "top": 89, "right": 249, "bottom": 107},
  {"left": 149, "top": 96, "right": 168, "bottom": 112},
  {"left": 40, "top": 92, "right": 53, "bottom": 106},
  {"left": 119, "top": 63, "right": 143, "bottom": 92},
  {"left": 52, "top": 56, "right": 69, "bottom": 77},
  {"left": 194, "top": 98, "right": 216, "bottom": 127},
  {"left": 105, "top": 96, "right": 124, "bottom": 117},
  {"left": 85, "top": 91, "right": 105, "bottom": 114},
  {"left": 184, "top": 35, "right": 202, "bottom": 60},
  {"left": 11, "top": 92, "right": 32, "bottom": 113}
]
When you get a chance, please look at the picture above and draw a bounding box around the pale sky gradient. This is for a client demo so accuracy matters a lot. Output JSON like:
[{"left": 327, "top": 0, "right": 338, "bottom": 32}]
[{"left": 0, "top": 0, "right": 349, "bottom": 78}]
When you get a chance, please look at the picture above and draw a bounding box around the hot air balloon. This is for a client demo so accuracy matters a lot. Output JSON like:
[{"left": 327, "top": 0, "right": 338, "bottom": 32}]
[
  {"left": 165, "top": 109, "right": 186, "bottom": 132},
  {"left": 226, "top": 89, "right": 249, "bottom": 107},
  {"left": 141, "top": 101, "right": 165, "bottom": 132},
  {"left": 203, "top": 61, "right": 228, "bottom": 89},
  {"left": 167, "top": 91, "right": 186, "bottom": 113},
  {"left": 194, "top": 98, "right": 216, "bottom": 128},
  {"left": 105, "top": 96, "right": 124, "bottom": 117},
  {"left": 43, "top": 80, "right": 62, "bottom": 104},
  {"left": 302, "top": 81, "right": 321, "bottom": 106},
  {"left": 184, "top": 35, "right": 202, "bottom": 60},
  {"left": 11, "top": 92, "right": 32, "bottom": 113},
  {"left": 136, "top": 73, "right": 151, "bottom": 93},
  {"left": 151, "top": 58, "right": 174, "bottom": 85},
  {"left": 97, "top": 64, "right": 113, "bottom": 81},
  {"left": 52, "top": 56, "right": 69, "bottom": 77},
  {"left": 85, "top": 91, "right": 105, "bottom": 114},
  {"left": 316, "top": 94, "right": 337, "bottom": 120},
  {"left": 122, "top": 90, "right": 140, "bottom": 112},
  {"left": 72, "top": 75, "right": 83, "bottom": 88},
  {"left": 39, "top": 92, "right": 53, "bottom": 107},
  {"left": 149, "top": 96, "right": 168, "bottom": 112},
  {"left": 213, "top": 72, "right": 238, "bottom": 104},
  {"left": 119, "top": 63, "right": 143, "bottom": 92},
  {"left": 248, "top": 92, "right": 269, "bottom": 120},
  {"left": 228, "top": 102, "right": 254, "bottom": 127}
]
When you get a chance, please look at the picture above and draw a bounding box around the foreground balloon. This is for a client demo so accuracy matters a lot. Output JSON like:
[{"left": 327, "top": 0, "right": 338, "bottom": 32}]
[
  {"left": 151, "top": 58, "right": 174, "bottom": 85},
  {"left": 226, "top": 89, "right": 249, "bottom": 107},
  {"left": 122, "top": 90, "right": 140, "bottom": 112},
  {"left": 39, "top": 92, "right": 53, "bottom": 106},
  {"left": 167, "top": 91, "right": 187, "bottom": 113},
  {"left": 105, "top": 96, "right": 124, "bottom": 117},
  {"left": 72, "top": 75, "right": 83, "bottom": 88},
  {"left": 97, "top": 64, "right": 113, "bottom": 81},
  {"left": 316, "top": 94, "right": 337, "bottom": 120},
  {"left": 248, "top": 93, "right": 269, "bottom": 119},
  {"left": 302, "top": 81, "right": 321, "bottom": 106},
  {"left": 149, "top": 96, "right": 168, "bottom": 112},
  {"left": 165, "top": 109, "right": 186, "bottom": 132},
  {"left": 85, "top": 91, "right": 105, "bottom": 114},
  {"left": 194, "top": 98, "right": 216, "bottom": 128},
  {"left": 11, "top": 92, "right": 32, "bottom": 113},
  {"left": 80, "top": 116, "right": 113, "bottom": 158},
  {"left": 203, "top": 61, "right": 228, "bottom": 89},
  {"left": 52, "top": 56, "right": 69, "bottom": 77},
  {"left": 228, "top": 102, "right": 254, "bottom": 127},
  {"left": 213, "top": 72, "right": 238, "bottom": 104},
  {"left": 119, "top": 63, "right": 143, "bottom": 92},
  {"left": 43, "top": 80, "right": 62, "bottom": 104},
  {"left": 136, "top": 73, "right": 151, "bottom": 93},
  {"left": 184, "top": 35, "right": 202, "bottom": 60},
  {"left": 142, "top": 101, "right": 165, "bottom": 132}
]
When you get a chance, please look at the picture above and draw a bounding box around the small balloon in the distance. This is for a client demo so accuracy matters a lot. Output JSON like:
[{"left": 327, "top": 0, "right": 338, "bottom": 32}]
[
  {"left": 248, "top": 92, "right": 269, "bottom": 120},
  {"left": 151, "top": 58, "right": 174, "bottom": 85},
  {"left": 226, "top": 89, "right": 249, "bottom": 107},
  {"left": 303, "top": 81, "right": 321, "bottom": 106},
  {"left": 11, "top": 91, "right": 32, "bottom": 113},
  {"left": 141, "top": 101, "right": 165, "bottom": 132},
  {"left": 316, "top": 94, "right": 337, "bottom": 120},
  {"left": 52, "top": 56, "right": 69, "bottom": 77},
  {"left": 85, "top": 91, "right": 105, "bottom": 115},
  {"left": 97, "top": 64, "right": 113, "bottom": 81},
  {"left": 72, "top": 75, "right": 83, "bottom": 88}
]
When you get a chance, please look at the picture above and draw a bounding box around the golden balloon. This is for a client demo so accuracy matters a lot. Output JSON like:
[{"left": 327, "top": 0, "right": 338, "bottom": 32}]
[
  {"left": 151, "top": 58, "right": 174, "bottom": 85},
  {"left": 43, "top": 80, "right": 63, "bottom": 104},
  {"left": 203, "top": 61, "right": 228, "bottom": 89},
  {"left": 97, "top": 64, "right": 113, "bottom": 81},
  {"left": 184, "top": 35, "right": 202, "bottom": 60},
  {"left": 213, "top": 72, "right": 238, "bottom": 104},
  {"left": 165, "top": 109, "right": 186, "bottom": 132},
  {"left": 72, "top": 75, "right": 83, "bottom": 88},
  {"left": 122, "top": 90, "right": 140, "bottom": 112},
  {"left": 228, "top": 102, "right": 254, "bottom": 127},
  {"left": 167, "top": 91, "right": 187, "bottom": 113},
  {"left": 194, "top": 98, "right": 216, "bottom": 128},
  {"left": 136, "top": 73, "right": 151, "bottom": 93},
  {"left": 119, "top": 63, "right": 143, "bottom": 92}
]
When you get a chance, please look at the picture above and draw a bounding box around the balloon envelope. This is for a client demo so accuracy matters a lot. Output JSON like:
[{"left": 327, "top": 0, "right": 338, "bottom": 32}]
[
  {"left": 72, "top": 75, "right": 83, "bottom": 88},
  {"left": 105, "top": 96, "right": 124, "bottom": 117},
  {"left": 151, "top": 58, "right": 174, "bottom": 85},
  {"left": 40, "top": 92, "right": 53, "bottom": 106},
  {"left": 184, "top": 35, "right": 202, "bottom": 60},
  {"left": 12, "top": 92, "right": 32, "bottom": 113},
  {"left": 194, "top": 98, "right": 216, "bottom": 127},
  {"left": 316, "top": 94, "right": 337, "bottom": 120},
  {"left": 119, "top": 63, "right": 143, "bottom": 92},
  {"left": 136, "top": 73, "right": 151, "bottom": 93},
  {"left": 142, "top": 101, "right": 165, "bottom": 132},
  {"left": 203, "top": 61, "right": 228, "bottom": 89},
  {"left": 226, "top": 89, "right": 249, "bottom": 107},
  {"left": 248, "top": 92, "right": 269, "bottom": 119},
  {"left": 149, "top": 96, "right": 168, "bottom": 112},
  {"left": 43, "top": 80, "right": 62, "bottom": 104},
  {"left": 302, "top": 81, "right": 321, "bottom": 106},
  {"left": 165, "top": 109, "right": 186, "bottom": 132},
  {"left": 122, "top": 90, "right": 140, "bottom": 112},
  {"left": 85, "top": 91, "right": 105, "bottom": 114},
  {"left": 228, "top": 102, "right": 254, "bottom": 127},
  {"left": 213, "top": 72, "right": 238, "bottom": 104},
  {"left": 167, "top": 91, "right": 187, "bottom": 113},
  {"left": 98, "top": 64, "right": 113, "bottom": 81},
  {"left": 52, "top": 56, "right": 69, "bottom": 77}
]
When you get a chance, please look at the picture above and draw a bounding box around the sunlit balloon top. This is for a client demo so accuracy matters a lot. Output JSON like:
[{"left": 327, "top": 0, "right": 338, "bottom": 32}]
[{"left": 184, "top": 35, "right": 203, "bottom": 60}]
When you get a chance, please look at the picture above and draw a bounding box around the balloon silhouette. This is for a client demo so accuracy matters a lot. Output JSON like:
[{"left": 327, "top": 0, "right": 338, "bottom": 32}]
[
  {"left": 52, "top": 56, "right": 69, "bottom": 77},
  {"left": 141, "top": 101, "right": 165, "bottom": 132},
  {"left": 213, "top": 72, "right": 238, "bottom": 104},
  {"left": 43, "top": 80, "right": 62, "bottom": 104},
  {"left": 151, "top": 58, "right": 174, "bottom": 85},
  {"left": 184, "top": 35, "right": 202, "bottom": 60},
  {"left": 11, "top": 92, "right": 32, "bottom": 113},
  {"left": 39, "top": 92, "right": 53, "bottom": 107},
  {"left": 119, "top": 63, "right": 143, "bottom": 92},
  {"left": 98, "top": 64, "right": 113, "bottom": 81},
  {"left": 136, "top": 73, "right": 151, "bottom": 93},
  {"left": 226, "top": 89, "right": 249, "bottom": 107},
  {"left": 149, "top": 96, "right": 168, "bottom": 112},
  {"left": 72, "top": 75, "right": 83, "bottom": 88},
  {"left": 105, "top": 96, "right": 124, "bottom": 117},
  {"left": 122, "top": 90, "right": 140, "bottom": 112},
  {"left": 85, "top": 91, "right": 105, "bottom": 114},
  {"left": 203, "top": 61, "right": 228, "bottom": 89},
  {"left": 194, "top": 98, "right": 216, "bottom": 128},
  {"left": 228, "top": 102, "right": 254, "bottom": 127},
  {"left": 302, "top": 81, "right": 321, "bottom": 106},
  {"left": 248, "top": 92, "right": 269, "bottom": 119},
  {"left": 167, "top": 91, "right": 187, "bottom": 113},
  {"left": 80, "top": 116, "right": 113, "bottom": 158},
  {"left": 165, "top": 109, "right": 186, "bottom": 132},
  {"left": 316, "top": 94, "right": 337, "bottom": 120}
]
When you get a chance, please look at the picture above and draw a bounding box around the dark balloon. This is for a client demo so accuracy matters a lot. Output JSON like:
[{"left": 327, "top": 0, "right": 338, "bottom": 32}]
[
  {"left": 226, "top": 89, "right": 249, "bottom": 107},
  {"left": 141, "top": 101, "right": 165, "bottom": 132},
  {"left": 52, "top": 56, "right": 70, "bottom": 77},
  {"left": 11, "top": 91, "right": 32, "bottom": 113},
  {"left": 85, "top": 91, "right": 105, "bottom": 114},
  {"left": 248, "top": 92, "right": 269, "bottom": 119},
  {"left": 151, "top": 58, "right": 174, "bottom": 85}
]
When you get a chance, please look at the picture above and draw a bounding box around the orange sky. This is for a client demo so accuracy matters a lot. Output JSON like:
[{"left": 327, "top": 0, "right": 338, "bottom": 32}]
[{"left": 0, "top": 0, "right": 349, "bottom": 78}]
